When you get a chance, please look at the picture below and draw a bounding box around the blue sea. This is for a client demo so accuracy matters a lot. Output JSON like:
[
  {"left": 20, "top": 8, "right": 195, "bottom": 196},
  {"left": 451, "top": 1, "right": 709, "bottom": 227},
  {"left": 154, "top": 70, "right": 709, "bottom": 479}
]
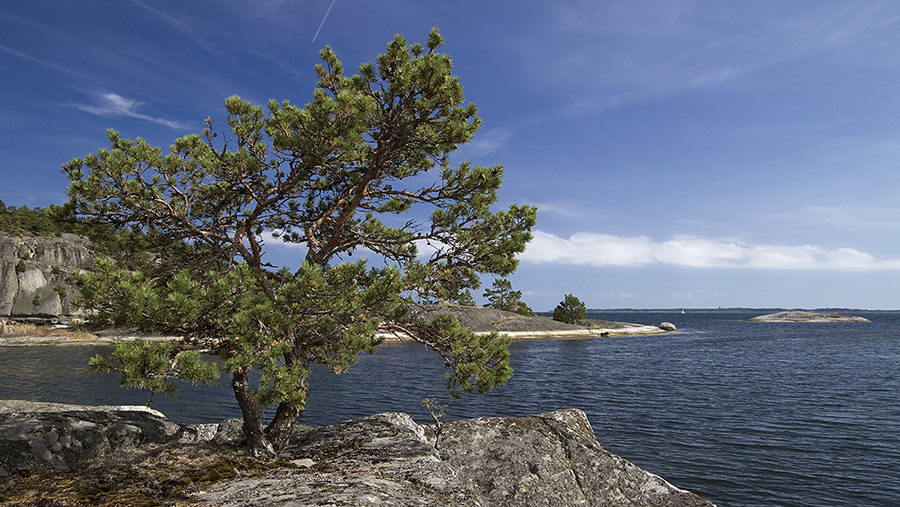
[{"left": 1, "top": 310, "right": 898, "bottom": 507}]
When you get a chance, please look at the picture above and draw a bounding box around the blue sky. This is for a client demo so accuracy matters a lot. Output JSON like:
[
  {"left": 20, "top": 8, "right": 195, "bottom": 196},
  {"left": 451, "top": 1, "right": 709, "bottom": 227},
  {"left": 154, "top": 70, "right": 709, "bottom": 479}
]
[{"left": 3, "top": 1, "right": 900, "bottom": 310}]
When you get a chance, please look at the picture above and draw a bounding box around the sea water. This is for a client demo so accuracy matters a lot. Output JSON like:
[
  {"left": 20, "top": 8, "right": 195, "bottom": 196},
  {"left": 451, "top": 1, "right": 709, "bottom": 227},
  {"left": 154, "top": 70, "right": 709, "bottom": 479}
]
[{"left": 1, "top": 310, "right": 898, "bottom": 507}]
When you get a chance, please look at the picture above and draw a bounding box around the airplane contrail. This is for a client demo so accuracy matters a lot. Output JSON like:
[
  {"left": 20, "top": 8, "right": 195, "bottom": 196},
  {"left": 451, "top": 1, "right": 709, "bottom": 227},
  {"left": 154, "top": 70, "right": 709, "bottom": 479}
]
[{"left": 311, "top": 0, "right": 338, "bottom": 44}]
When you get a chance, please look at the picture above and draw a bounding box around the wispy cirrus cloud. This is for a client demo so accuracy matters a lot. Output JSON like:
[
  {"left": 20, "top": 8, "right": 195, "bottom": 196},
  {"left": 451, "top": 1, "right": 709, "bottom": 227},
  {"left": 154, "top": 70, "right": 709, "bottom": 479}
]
[
  {"left": 74, "top": 93, "right": 188, "bottom": 130},
  {"left": 456, "top": 128, "right": 513, "bottom": 160},
  {"left": 522, "top": 230, "right": 900, "bottom": 271},
  {"left": 127, "top": 0, "right": 227, "bottom": 57},
  {"left": 0, "top": 44, "right": 78, "bottom": 76},
  {"left": 523, "top": 1, "right": 900, "bottom": 115}
]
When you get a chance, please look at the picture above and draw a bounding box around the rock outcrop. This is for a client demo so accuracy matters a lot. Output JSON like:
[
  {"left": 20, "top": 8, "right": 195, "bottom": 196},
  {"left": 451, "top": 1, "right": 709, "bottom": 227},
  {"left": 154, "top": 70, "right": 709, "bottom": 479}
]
[
  {"left": 0, "top": 400, "right": 715, "bottom": 506},
  {"left": 403, "top": 303, "right": 668, "bottom": 339},
  {"left": 749, "top": 311, "right": 870, "bottom": 323},
  {"left": 0, "top": 234, "right": 94, "bottom": 317},
  {"left": 0, "top": 400, "right": 225, "bottom": 473},
  {"left": 658, "top": 322, "right": 677, "bottom": 331}
]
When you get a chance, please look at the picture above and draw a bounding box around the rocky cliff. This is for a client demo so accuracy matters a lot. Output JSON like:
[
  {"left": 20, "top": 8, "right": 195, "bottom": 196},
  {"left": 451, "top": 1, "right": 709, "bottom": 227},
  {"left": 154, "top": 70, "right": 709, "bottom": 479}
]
[
  {"left": 0, "top": 400, "right": 715, "bottom": 506},
  {"left": 0, "top": 234, "right": 94, "bottom": 317}
]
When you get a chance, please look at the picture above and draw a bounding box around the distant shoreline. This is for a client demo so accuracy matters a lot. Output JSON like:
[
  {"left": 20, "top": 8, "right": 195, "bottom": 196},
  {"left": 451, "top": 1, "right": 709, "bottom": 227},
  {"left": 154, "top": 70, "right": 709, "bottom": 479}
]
[
  {"left": 0, "top": 323, "right": 670, "bottom": 347},
  {"left": 9, "top": 306, "right": 887, "bottom": 347},
  {"left": 2, "top": 304, "right": 674, "bottom": 346}
]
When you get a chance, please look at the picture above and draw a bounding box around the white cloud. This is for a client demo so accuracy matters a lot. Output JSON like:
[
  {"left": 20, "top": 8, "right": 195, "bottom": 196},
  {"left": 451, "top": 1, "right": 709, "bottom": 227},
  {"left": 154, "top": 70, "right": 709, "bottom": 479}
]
[
  {"left": 260, "top": 230, "right": 301, "bottom": 248},
  {"left": 311, "top": 0, "right": 338, "bottom": 44},
  {"left": 74, "top": 92, "right": 188, "bottom": 130},
  {"left": 259, "top": 231, "right": 444, "bottom": 260},
  {"left": 521, "top": 230, "right": 900, "bottom": 271}
]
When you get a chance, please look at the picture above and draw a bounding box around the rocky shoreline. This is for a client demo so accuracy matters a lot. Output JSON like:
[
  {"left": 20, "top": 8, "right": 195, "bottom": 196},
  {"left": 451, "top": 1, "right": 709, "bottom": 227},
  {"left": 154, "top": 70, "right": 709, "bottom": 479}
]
[
  {"left": 0, "top": 400, "right": 715, "bottom": 506},
  {"left": 0, "top": 321, "right": 182, "bottom": 347},
  {"left": 1, "top": 304, "right": 674, "bottom": 347}
]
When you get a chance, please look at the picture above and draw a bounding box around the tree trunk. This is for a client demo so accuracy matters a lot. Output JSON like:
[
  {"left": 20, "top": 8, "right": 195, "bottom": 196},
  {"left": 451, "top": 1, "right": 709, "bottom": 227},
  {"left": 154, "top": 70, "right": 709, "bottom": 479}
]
[
  {"left": 264, "top": 373, "right": 308, "bottom": 451},
  {"left": 231, "top": 366, "right": 275, "bottom": 457},
  {"left": 265, "top": 401, "right": 303, "bottom": 451}
]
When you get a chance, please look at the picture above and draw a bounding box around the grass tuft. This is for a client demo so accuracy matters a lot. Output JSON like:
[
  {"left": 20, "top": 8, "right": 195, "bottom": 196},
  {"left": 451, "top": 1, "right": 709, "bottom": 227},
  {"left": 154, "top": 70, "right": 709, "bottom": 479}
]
[{"left": 0, "top": 453, "right": 301, "bottom": 506}]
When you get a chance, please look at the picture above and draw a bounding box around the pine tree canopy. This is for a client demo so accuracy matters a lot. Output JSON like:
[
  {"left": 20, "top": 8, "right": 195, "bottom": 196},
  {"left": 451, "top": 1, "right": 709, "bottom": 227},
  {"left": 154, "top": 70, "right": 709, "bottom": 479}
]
[{"left": 64, "top": 29, "right": 537, "bottom": 456}]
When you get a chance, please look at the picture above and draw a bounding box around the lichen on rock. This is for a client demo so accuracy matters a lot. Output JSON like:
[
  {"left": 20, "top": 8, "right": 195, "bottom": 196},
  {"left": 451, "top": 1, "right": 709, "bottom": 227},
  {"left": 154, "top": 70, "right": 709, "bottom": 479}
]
[{"left": 0, "top": 400, "right": 716, "bottom": 506}]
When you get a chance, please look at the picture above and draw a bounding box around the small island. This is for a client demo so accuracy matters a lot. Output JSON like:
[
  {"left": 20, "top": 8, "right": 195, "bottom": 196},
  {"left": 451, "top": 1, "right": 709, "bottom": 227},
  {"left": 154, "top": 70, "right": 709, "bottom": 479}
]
[
  {"left": 402, "top": 303, "right": 672, "bottom": 339},
  {"left": 749, "top": 311, "right": 870, "bottom": 323}
]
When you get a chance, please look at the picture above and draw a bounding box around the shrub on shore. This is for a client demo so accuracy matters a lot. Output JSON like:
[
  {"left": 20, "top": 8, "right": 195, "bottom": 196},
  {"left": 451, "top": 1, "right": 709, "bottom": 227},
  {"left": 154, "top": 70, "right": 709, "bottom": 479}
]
[{"left": 552, "top": 294, "right": 587, "bottom": 324}]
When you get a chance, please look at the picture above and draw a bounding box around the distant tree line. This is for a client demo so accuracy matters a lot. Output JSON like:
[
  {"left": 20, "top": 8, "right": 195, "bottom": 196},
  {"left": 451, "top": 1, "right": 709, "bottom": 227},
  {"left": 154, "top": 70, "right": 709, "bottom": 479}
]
[
  {"left": 0, "top": 200, "right": 162, "bottom": 270},
  {"left": 0, "top": 200, "right": 69, "bottom": 237}
]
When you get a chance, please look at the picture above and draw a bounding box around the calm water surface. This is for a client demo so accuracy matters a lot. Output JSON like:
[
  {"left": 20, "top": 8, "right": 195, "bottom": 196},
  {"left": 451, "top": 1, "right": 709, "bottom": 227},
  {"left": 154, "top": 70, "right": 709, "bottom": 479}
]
[{"left": 1, "top": 310, "right": 898, "bottom": 507}]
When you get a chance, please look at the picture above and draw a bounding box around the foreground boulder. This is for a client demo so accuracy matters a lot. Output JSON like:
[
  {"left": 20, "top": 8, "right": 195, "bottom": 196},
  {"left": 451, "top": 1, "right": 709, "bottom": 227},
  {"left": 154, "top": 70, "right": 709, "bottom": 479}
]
[
  {"left": 0, "top": 400, "right": 222, "bottom": 473},
  {"left": 0, "top": 400, "right": 715, "bottom": 506}
]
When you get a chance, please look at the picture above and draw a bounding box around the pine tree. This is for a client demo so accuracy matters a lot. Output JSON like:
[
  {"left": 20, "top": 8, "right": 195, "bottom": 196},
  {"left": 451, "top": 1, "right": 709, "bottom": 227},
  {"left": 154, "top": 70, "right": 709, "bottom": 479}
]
[
  {"left": 65, "top": 29, "right": 537, "bottom": 456},
  {"left": 553, "top": 294, "right": 586, "bottom": 324},
  {"left": 483, "top": 279, "right": 534, "bottom": 316}
]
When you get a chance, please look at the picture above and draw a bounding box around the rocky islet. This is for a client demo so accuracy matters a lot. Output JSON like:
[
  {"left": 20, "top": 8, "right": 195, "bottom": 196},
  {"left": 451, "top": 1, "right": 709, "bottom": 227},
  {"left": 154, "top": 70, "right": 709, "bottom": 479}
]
[{"left": 748, "top": 311, "right": 870, "bottom": 323}]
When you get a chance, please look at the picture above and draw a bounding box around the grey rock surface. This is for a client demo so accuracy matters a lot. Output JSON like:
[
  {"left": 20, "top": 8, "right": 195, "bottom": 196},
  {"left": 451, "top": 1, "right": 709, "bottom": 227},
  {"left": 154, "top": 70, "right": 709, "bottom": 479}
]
[
  {"left": 434, "top": 410, "right": 710, "bottom": 507},
  {"left": 659, "top": 322, "right": 677, "bottom": 331},
  {"left": 0, "top": 400, "right": 214, "bottom": 475},
  {"left": 0, "top": 400, "right": 715, "bottom": 506},
  {"left": 406, "top": 303, "right": 583, "bottom": 333},
  {"left": 0, "top": 234, "right": 94, "bottom": 317},
  {"left": 208, "top": 409, "right": 715, "bottom": 506}
]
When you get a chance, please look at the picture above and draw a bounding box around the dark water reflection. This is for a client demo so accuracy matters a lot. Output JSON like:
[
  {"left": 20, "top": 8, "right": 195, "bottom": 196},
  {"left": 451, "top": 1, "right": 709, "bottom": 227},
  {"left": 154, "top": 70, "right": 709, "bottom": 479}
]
[{"left": 2, "top": 310, "right": 899, "bottom": 507}]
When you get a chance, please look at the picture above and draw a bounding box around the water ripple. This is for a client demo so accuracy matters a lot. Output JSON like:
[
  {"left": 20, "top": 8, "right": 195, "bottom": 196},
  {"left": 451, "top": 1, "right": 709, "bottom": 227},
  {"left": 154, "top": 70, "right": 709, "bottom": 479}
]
[{"left": 1, "top": 310, "right": 899, "bottom": 506}]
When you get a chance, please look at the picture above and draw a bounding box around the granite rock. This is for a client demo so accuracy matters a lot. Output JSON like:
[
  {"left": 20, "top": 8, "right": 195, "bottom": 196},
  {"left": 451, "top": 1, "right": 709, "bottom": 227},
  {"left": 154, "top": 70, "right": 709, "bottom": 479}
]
[
  {"left": 0, "top": 400, "right": 202, "bottom": 474},
  {"left": 0, "top": 234, "right": 94, "bottom": 317},
  {"left": 0, "top": 400, "right": 716, "bottom": 506},
  {"left": 205, "top": 409, "right": 715, "bottom": 506}
]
